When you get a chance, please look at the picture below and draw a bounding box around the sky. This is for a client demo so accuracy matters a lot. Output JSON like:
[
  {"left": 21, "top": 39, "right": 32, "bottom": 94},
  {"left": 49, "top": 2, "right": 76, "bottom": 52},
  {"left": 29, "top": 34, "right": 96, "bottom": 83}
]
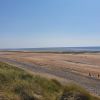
[{"left": 0, "top": 0, "right": 100, "bottom": 48}]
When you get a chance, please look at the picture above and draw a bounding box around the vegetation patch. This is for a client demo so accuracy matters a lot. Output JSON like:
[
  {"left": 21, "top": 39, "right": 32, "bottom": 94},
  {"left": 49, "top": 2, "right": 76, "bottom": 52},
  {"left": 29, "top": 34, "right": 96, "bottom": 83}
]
[{"left": 0, "top": 62, "right": 99, "bottom": 100}]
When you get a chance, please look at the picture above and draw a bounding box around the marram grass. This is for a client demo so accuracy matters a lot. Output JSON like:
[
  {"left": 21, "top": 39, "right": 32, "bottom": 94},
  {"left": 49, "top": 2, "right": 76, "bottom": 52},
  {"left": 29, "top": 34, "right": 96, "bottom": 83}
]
[{"left": 0, "top": 62, "right": 99, "bottom": 100}]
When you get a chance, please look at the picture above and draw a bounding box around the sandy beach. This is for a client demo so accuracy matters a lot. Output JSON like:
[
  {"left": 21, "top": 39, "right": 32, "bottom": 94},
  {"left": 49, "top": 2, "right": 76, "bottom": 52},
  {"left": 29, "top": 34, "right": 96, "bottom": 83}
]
[
  {"left": 0, "top": 51, "right": 100, "bottom": 96},
  {"left": 0, "top": 51, "right": 100, "bottom": 77}
]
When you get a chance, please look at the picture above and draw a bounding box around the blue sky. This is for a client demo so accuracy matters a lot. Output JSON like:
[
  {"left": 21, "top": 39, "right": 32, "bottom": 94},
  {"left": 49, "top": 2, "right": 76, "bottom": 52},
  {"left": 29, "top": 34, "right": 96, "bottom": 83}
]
[{"left": 0, "top": 0, "right": 100, "bottom": 48}]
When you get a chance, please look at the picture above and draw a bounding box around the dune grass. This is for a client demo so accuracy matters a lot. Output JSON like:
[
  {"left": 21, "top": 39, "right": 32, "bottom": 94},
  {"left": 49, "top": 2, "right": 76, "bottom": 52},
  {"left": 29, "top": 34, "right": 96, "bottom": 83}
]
[{"left": 0, "top": 62, "right": 100, "bottom": 100}]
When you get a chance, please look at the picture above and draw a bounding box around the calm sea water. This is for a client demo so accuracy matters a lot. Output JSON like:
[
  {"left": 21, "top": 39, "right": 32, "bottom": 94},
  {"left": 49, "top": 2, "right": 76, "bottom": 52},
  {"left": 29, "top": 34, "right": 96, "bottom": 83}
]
[{"left": 4, "top": 47, "right": 100, "bottom": 52}]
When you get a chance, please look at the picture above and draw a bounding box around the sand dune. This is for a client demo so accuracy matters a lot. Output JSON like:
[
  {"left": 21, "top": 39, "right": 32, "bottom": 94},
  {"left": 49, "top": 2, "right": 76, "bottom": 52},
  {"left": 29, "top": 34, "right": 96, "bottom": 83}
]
[{"left": 0, "top": 51, "right": 100, "bottom": 96}]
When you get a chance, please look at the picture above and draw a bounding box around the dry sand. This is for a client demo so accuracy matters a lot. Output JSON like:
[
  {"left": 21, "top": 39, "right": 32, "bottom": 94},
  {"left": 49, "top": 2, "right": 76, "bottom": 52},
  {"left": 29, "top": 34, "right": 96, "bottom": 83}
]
[{"left": 0, "top": 51, "right": 100, "bottom": 77}]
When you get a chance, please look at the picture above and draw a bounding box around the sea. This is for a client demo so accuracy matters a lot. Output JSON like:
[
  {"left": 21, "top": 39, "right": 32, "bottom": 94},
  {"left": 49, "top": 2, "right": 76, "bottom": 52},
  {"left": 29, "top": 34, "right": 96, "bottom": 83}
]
[{"left": 1, "top": 47, "right": 100, "bottom": 52}]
